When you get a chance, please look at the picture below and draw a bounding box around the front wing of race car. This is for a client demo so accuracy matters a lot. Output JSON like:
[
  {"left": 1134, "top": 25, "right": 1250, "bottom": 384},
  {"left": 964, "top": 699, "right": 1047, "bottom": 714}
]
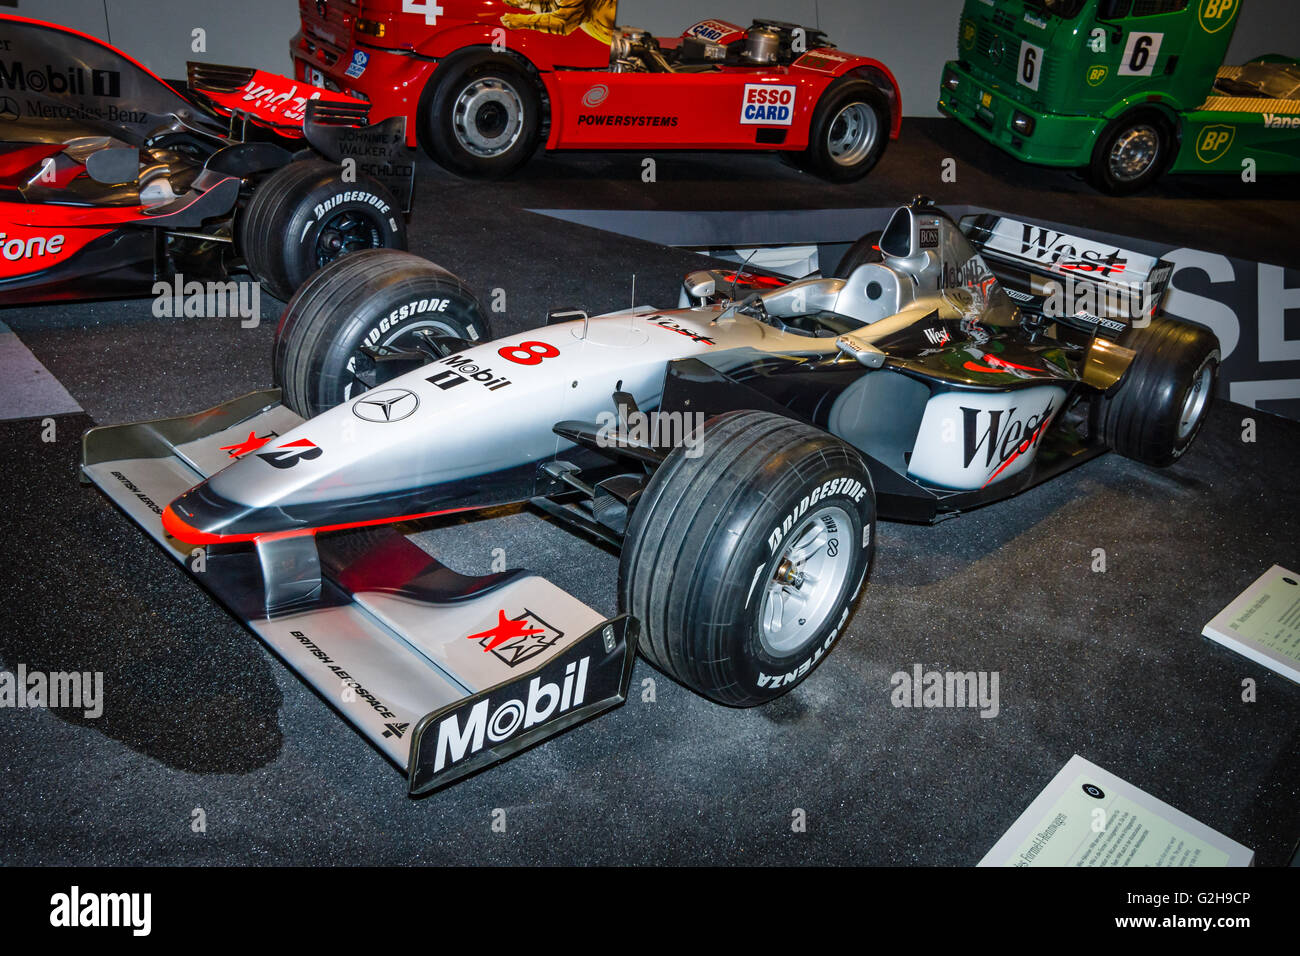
[{"left": 81, "top": 391, "right": 635, "bottom": 794}]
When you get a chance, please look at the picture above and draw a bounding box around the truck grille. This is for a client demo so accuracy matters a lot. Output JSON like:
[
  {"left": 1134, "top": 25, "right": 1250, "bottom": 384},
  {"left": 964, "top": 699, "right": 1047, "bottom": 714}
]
[{"left": 968, "top": 21, "right": 1059, "bottom": 108}]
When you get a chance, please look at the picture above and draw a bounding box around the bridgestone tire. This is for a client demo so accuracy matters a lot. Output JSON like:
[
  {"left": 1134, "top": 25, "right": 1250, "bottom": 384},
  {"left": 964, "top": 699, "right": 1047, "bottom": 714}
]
[
  {"left": 833, "top": 230, "right": 884, "bottom": 278},
  {"left": 273, "top": 249, "right": 488, "bottom": 418},
  {"left": 1097, "top": 317, "right": 1220, "bottom": 467},
  {"left": 240, "top": 158, "right": 406, "bottom": 301},
  {"left": 620, "top": 410, "right": 876, "bottom": 706}
]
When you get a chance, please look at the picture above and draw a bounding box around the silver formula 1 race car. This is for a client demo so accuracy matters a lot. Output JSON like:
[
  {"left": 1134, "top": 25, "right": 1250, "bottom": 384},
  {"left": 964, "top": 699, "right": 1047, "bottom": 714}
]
[{"left": 82, "top": 198, "right": 1219, "bottom": 794}]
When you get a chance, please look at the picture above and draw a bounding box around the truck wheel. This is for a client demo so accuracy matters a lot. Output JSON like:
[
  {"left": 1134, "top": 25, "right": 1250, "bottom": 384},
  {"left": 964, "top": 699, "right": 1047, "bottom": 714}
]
[
  {"left": 620, "top": 410, "right": 876, "bottom": 707},
  {"left": 421, "top": 53, "right": 541, "bottom": 177},
  {"left": 832, "top": 230, "right": 883, "bottom": 278},
  {"left": 1088, "top": 111, "right": 1173, "bottom": 195},
  {"left": 239, "top": 159, "right": 405, "bottom": 301},
  {"left": 1096, "top": 317, "right": 1219, "bottom": 467},
  {"left": 802, "top": 80, "right": 889, "bottom": 183},
  {"left": 273, "top": 249, "right": 489, "bottom": 418}
]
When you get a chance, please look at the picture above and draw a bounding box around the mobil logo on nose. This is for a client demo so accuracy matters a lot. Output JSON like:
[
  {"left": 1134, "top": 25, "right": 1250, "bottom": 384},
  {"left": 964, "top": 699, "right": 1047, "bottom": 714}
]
[{"left": 741, "top": 84, "right": 796, "bottom": 126}]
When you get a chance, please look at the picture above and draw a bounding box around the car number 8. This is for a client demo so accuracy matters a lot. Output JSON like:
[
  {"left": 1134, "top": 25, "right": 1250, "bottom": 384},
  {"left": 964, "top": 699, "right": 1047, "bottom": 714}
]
[{"left": 498, "top": 341, "right": 560, "bottom": 365}]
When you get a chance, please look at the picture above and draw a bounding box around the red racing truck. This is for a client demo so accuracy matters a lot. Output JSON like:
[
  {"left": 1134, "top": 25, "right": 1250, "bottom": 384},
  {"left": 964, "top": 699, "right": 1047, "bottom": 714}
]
[{"left": 291, "top": 1, "right": 901, "bottom": 181}]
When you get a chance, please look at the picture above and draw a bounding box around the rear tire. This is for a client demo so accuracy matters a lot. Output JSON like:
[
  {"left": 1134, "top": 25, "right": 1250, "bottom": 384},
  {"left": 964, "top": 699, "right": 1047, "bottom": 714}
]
[
  {"left": 832, "top": 230, "right": 883, "bottom": 278},
  {"left": 802, "top": 80, "right": 889, "bottom": 183},
  {"left": 421, "top": 53, "right": 542, "bottom": 177},
  {"left": 273, "top": 249, "right": 489, "bottom": 418},
  {"left": 1096, "top": 317, "right": 1219, "bottom": 466},
  {"left": 240, "top": 159, "right": 406, "bottom": 301},
  {"left": 620, "top": 410, "right": 876, "bottom": 706}
]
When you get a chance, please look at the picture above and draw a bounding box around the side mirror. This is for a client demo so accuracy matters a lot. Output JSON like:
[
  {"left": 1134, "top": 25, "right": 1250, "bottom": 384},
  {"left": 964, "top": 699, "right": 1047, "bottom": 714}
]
[
  {"left": 836, "top": 331, "right": 887, "bottom": 369},
  {"left": 84, "top": 146, "right": 140, "bottom": 185},
  {"left": 683, "top": 270, "right": 717, "bottom": 301}
]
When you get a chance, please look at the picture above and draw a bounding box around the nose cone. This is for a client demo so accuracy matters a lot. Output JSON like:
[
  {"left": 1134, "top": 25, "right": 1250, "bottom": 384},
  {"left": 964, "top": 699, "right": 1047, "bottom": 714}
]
[{"left": 163, "top": 480, "right": 292, "bottom": 544}]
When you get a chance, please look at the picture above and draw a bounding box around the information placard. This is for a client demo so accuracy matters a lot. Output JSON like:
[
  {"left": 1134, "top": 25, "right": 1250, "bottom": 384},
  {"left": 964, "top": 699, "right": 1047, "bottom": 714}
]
[
  {"left": 979, "top": 755, "right": 1254, "bottom": 867},
  {"left": 1202, "top": 565, "right": 1300, "bottom": 684}
]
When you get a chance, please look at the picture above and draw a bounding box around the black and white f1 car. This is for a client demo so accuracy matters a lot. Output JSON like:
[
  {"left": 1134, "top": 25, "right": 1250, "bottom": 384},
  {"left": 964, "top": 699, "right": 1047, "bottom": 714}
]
[
  {"left": 82, "top": 198, "right": 1219, "bottom": 794},
  {"left": 0, "top": 14, "right": 412, "bottom": 305}
]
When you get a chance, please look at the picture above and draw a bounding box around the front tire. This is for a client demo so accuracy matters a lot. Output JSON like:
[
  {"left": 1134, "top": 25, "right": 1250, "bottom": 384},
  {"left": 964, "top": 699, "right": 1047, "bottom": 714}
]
[
  {"left": 421, "top": 53, "right": 542, "bottom": 177},
  {"left": 620, "top": 410, "right": 876, "bottom": 706},
  {"left": 273, "top": 249, "right": 489, "bottom": 418},
  {"left": 801, "top": 80, "right": 889, "bottom": 183},
  {"left": 1096, "top": 317, "right": 1219, "bottom": 466},
  {"left": 1088, "top": 110, "right": 1174, "bottom": 195},
  {"left": 239, "top": 159, "right": 406, "bottom": 301}
]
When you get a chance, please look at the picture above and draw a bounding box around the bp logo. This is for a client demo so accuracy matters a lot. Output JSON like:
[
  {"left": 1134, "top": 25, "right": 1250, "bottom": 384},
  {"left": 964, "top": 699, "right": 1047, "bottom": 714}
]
[
  {"left": 1195, "top": 124, "right": 1236, "bottom": 163},
  {"left": 1198, "top": 0, "right": 1237, "bottom": 34},
  {"left": 1086, "top": 64, "right": 1108, "bottom": 86},
  {"left": 961, "top": 19, "right": 976, "bottom": 51}
]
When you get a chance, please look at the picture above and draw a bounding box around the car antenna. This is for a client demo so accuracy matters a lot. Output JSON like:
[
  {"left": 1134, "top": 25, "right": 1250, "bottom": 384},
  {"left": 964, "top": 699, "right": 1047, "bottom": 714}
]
[
  {"left": 728, "top": 246, "right": 762, "bottom": 302},
  {"left": 630, "top": 273, "right": 637, "bottom": 329}
]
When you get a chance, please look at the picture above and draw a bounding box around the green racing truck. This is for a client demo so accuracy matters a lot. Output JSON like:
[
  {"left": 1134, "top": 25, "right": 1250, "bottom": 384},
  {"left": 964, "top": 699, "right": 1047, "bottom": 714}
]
[{"left": 938, "top": 0, "right": 1300, "bottom": 192}]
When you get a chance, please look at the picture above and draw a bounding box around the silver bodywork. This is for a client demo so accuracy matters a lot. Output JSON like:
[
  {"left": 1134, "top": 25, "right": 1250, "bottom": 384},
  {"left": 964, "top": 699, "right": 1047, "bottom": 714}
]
[
  {"left": 80, "top": 201, "right": 1171, "bottom": 793},
  {"left": 82, "top": 393, "right": 635, "bottom": 793}
]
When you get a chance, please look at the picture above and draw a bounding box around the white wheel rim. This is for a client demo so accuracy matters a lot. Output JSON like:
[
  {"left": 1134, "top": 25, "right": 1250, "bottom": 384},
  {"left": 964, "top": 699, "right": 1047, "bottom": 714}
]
[
  {"left": 759, "top": 505, "right": 854, "bottom": 655},
  {"left": 827, "top": 102, "right": 878, "bottom": 168},
  {"left": 453, "top": 77, "right": 524, "bottom": 158}
]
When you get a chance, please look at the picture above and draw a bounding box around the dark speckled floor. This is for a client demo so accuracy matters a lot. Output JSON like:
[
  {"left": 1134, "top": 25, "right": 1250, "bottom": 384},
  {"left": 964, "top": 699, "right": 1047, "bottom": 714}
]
[{"left": 0, "top": 120, "right": 1297, "bottom": 865}]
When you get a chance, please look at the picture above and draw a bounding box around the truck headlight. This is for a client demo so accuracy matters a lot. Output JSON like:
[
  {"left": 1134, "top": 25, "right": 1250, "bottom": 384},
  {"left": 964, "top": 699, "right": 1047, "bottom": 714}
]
[
  {"left": 1012, "top": 112, "right": 1036, "bottom": 135},
  {"left": 943, "top": 72, "right": 960, "bottom": 91},
  {"left": 356, "top": 18, "right": 386, "bottom": 38}
]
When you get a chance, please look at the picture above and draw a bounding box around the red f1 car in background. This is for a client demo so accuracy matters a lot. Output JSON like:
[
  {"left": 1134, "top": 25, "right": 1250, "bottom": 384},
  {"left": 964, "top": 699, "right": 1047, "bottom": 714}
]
[
  {"left": 0, "top": 14, "right": 414, "bottom": 305},
  {"left": 292, "top": 1, "right": 901, "bottom": 181}
]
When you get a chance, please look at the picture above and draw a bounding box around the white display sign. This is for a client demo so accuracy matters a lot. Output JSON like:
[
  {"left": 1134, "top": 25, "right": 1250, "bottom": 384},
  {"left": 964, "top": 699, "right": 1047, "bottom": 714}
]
[{"left": 979, "top": 755, "right": 1254, "bottom": 867}]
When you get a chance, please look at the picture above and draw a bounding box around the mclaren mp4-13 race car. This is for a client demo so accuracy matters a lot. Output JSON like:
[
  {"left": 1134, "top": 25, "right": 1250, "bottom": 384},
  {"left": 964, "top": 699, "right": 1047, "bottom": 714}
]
[
  {"left": 82, "top": 198, "right": 1219, "bottom": 794},
  {"left": 292, "top": 1, "right": 900, "bottom": 181},
  {"left": 0, "top": 14, "right": 413, "bottom": 305}
]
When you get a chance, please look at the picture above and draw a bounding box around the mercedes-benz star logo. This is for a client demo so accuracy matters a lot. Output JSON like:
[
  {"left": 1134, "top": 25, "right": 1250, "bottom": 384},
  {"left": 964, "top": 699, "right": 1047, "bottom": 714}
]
[
  {"left": 0, "top": 97, "right": 19, "bottom": 122},
  {"left": 352, "top": 388, "right": 419, "bottom": 423}
]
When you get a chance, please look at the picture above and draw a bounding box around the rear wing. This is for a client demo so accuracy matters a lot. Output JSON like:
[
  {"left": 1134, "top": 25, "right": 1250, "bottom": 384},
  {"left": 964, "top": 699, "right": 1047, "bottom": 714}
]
[
  {"left": 962, "top": 213, "right": 1173, "bottom": 337},
  {"left": 187, "top": 63, "right": 415, "bottom": 212},
  {"left": 187, "top": 62, "right": 366, "bottom": 132}
]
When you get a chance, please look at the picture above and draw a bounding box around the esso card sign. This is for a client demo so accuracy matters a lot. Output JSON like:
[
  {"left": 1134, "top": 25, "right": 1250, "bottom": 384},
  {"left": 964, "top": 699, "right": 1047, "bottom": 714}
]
[
  {"left": 741, "top": 84, "right": 797, "bottom": 126},
  {"left": 687, "top": 19, "right": 739, "bottom": 43}
]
